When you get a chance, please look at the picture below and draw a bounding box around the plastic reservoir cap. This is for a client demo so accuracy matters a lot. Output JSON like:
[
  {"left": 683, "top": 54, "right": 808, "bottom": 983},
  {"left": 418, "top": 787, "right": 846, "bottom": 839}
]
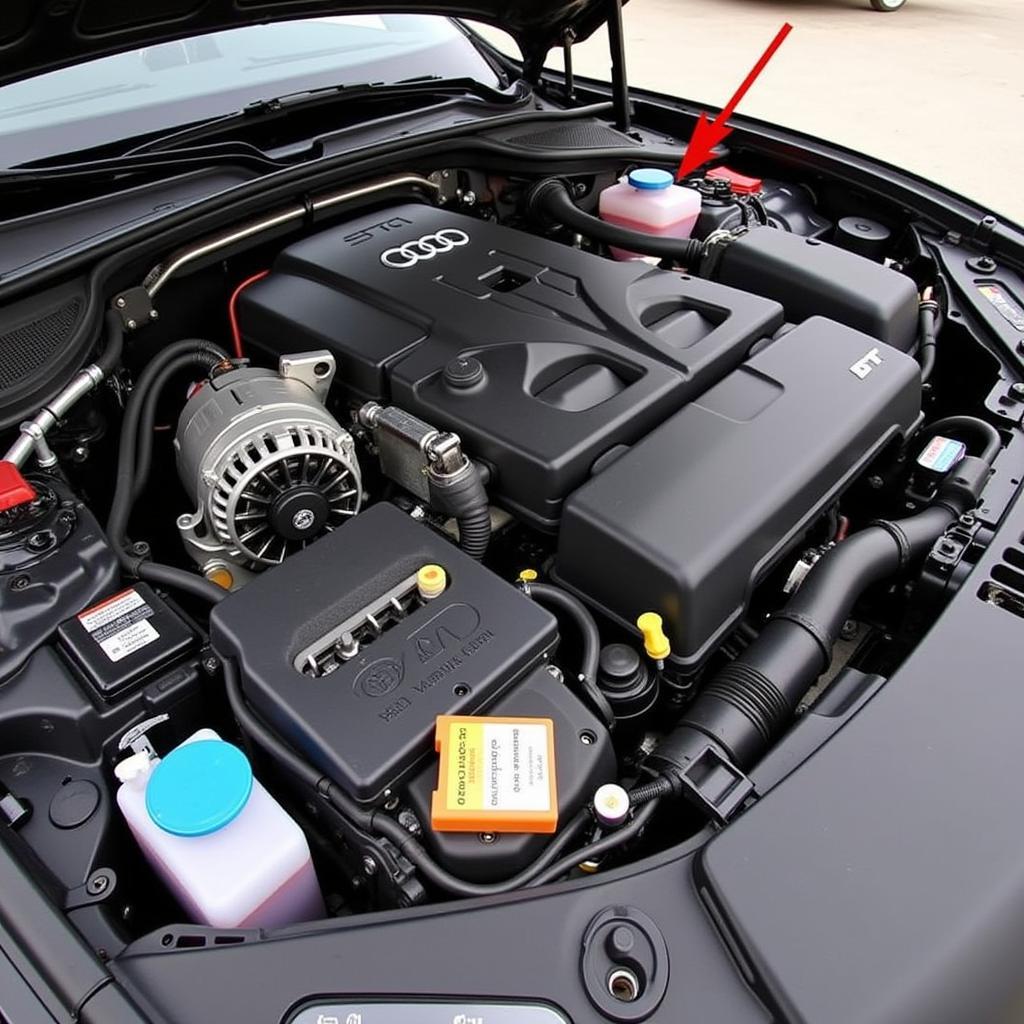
[
  {"left": 146, "top": 740, "right": 253, "bottom": 837},
  {"left": 627, "top": 168, "right": 675, "bottom": 191}
]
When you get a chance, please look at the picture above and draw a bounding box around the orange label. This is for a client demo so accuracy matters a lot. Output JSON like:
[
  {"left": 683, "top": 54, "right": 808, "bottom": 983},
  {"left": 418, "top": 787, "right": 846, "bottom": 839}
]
[{"left": 431, "top": 715, "right": 557, "bottom": 834}]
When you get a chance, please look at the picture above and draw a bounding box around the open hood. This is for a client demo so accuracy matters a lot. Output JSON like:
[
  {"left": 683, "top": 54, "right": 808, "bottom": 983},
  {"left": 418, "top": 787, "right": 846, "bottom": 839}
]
[{"left": 0, "top": 0, "right": 620, "bottom": 89}]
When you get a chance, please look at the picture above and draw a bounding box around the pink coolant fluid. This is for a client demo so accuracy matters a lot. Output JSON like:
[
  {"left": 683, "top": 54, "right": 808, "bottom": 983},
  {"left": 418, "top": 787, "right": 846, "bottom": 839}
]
[{"left": 598, "top": 167, "right": 702, "bottom": 261}]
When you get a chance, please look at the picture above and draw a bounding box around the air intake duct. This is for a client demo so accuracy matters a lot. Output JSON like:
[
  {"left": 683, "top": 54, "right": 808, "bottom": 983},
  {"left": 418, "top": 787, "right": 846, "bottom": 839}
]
[{"left": 646, "top": 450, "right": 993, "bottom": 785}]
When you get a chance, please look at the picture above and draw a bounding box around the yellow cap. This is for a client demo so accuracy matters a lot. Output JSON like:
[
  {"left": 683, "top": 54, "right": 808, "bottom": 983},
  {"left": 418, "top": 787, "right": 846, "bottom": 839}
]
[
  {"left": 417, "top": 563, "right": 447, "bottom": 600},
  {"left": 517, "top": 568, "right": 539, "bottom": 584},
  {"left": 636, "top": 611, "right": 671, "bottom": 661},
  {"left": 205, "top": 566, "right": 234, "bottom": 590}
]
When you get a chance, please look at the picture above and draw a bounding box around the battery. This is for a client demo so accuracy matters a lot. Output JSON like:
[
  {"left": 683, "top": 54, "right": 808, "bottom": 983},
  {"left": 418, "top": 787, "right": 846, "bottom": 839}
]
[
  {"left": 431, "top": 714, "right": 558, "bottom": 834},
  {"left": 58, "top": 584, "right": 195, "bottom": 698}
]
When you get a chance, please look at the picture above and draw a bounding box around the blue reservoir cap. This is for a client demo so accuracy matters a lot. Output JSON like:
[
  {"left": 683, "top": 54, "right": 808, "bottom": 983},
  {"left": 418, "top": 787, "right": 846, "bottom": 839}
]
[
  {"left": 146, "top": 739, "right": 253, "bottom": 837},
  {"left": 627, "top": 168, "right": 675, "bottom": 190}
]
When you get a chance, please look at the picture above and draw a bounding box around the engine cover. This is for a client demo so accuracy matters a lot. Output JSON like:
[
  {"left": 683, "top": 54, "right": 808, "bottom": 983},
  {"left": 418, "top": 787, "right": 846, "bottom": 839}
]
[
  {"left": 238, "top": 203, "right": 785, "bottom": 528},
  {"left": 555, "top": 319, "right": 922, "bottom": 669},
  {"left": 211, "top": 502, "right": 558, "bottom": 805}
]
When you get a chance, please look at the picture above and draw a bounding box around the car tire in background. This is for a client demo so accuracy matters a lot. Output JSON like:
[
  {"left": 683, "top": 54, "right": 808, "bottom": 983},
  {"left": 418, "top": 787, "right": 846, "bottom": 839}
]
[{"left": 870, "top": 0, "right": 906, "bottom": 10}]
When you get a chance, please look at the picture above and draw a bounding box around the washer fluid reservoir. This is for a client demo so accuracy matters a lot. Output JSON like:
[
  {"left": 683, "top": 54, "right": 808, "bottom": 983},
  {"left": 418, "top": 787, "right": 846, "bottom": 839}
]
[{"left": 115, "top": 728, "right": 323, "bottom": 928}]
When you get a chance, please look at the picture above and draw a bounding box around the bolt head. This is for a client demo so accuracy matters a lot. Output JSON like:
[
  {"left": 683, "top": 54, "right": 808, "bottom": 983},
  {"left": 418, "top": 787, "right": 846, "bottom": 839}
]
[
  {"left": 362, "top": 855, "right": 377, "bottom": 876},
  {"left": 126, "top": 319, "right": 137, "bottom": 330},
  {"left": 87, "top": 873, "right": 110, "bottom": 895},
  {"left": 115, "top": 297, "right": 126, "bottom": 308}
]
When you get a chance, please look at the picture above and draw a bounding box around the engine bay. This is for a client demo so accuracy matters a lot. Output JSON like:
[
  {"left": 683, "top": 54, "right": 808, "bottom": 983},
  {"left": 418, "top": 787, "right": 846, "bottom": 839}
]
[{"left": 0, "top": 149, "right": 1019, "bottom": 959}]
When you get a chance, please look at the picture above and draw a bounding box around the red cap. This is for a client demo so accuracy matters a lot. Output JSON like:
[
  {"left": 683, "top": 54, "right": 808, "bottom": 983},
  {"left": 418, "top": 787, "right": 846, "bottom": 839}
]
[
  {"left": 0, "top": 461, "right": 37, "bottom": 512},
  {"left": 706, "top": 166, "right": 764, "bottom": 196}
]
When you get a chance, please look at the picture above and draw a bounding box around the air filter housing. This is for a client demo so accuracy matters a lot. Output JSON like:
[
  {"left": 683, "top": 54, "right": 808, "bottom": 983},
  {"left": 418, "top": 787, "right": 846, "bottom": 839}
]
[{"left": 174, "top": 354, "right": 361, "bottom": 573}]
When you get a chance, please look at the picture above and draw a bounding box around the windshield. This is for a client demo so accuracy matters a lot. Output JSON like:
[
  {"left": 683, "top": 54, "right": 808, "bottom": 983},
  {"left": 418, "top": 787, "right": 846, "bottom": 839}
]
[{"left": 0, "top": 15, "right": 500, "bottom": 167}]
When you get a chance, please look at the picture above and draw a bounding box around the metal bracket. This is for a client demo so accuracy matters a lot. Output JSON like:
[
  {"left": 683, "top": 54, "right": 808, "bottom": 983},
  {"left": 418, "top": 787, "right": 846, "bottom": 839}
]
[
  {"left": 113, "top": 287, "right": 157, "bottom": 331},
  {"left": 279, "top": 351, "right": 336, "bottom": 403}
]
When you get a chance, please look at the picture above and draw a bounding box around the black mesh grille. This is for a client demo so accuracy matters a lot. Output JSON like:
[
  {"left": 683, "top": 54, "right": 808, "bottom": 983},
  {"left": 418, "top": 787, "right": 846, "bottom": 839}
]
[
  {"left": 0, "top": 298, "right": 82, "bottom": 390},
  {"left": 504, "top": 122, "right": 641, "bottom": 150}
]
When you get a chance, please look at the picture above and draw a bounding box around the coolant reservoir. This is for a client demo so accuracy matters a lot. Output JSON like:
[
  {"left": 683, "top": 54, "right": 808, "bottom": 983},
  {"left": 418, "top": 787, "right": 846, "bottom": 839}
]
[
  {"left": 598, "top": 168, "right": 702, "bottom": 261},
  {"left": 115, "top": 728, "right": 323, "bottom": 929}
]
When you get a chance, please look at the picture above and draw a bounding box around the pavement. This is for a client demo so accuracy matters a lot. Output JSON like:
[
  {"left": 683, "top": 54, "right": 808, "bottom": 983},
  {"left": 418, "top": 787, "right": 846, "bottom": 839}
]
[{"left": 555, "top": 0, "right": 1023, "bottom": 225}]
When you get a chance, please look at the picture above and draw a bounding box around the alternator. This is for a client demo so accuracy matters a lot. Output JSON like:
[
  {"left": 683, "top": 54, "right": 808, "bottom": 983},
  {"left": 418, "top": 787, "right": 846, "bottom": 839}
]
[{"left": 174, "top": 352, "right": 361, "bottom": 576}]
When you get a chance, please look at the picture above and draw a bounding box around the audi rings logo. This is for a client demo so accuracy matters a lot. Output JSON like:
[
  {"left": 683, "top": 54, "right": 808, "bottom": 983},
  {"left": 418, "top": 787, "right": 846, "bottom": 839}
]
[{"left": 379, "top": 228, "right": 470, "bottom": 269}]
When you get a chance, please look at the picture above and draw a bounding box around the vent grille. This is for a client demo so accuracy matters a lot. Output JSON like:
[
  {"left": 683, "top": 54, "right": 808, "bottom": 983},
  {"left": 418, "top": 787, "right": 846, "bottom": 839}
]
[
  {"left": 979, "top": 537, "right": 1024, "bottom": 619},
  {"left": 0, "top": 298, "right": 82, "bottom": 390},
  {"left": 503, "top": 122, "right": 642, "bottom": 150}
]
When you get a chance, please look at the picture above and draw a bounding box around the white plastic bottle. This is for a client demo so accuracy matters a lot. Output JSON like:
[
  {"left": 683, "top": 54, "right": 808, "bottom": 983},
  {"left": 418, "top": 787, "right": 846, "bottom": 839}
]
[
  {"left": 115, "top": 728, "right": 323, "bottom": 929},
  {"left": 598, "top": 167, "right": 702, "bottom": 261}
]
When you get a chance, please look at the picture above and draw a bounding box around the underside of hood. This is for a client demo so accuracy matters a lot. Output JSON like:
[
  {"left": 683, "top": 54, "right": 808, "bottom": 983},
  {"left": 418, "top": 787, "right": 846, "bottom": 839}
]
[{"left": 0, "top": 0, "right": 621, "bottom": 89}]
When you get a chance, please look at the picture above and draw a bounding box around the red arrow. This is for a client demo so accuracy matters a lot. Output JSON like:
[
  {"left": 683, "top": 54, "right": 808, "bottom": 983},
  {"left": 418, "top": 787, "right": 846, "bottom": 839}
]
[{"left": 677, "top": 23, "right": 793, "bottom": 179}]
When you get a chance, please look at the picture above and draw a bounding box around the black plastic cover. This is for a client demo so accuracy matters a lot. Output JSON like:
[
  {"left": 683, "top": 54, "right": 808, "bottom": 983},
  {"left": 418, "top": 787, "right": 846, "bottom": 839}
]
[
  {"left": 715, "top": 227, "right": 919, "bottom": 350},
  {"left": 211, "top": 503, "right": 558, "bottom": 804},
  {"left": 555, "top": 318, "right": 921, "bottom": 668},
  {"left": 404, "top": 663, "right": 616, "bottom": 882},
  {"left": 239, "top": 203, "right": 784, "bottom": 528},
  {"left": 57, "top": 584, "right": 194, "bottom": 699}
]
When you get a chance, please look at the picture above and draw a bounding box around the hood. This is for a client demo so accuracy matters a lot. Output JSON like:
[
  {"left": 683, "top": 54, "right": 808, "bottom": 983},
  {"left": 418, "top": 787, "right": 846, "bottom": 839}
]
[{"left": 0, "top": 1, "right": 619, "bottom": 89}]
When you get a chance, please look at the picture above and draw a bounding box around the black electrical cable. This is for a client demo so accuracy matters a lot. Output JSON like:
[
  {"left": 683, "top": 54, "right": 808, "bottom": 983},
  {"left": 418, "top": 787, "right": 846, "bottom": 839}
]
[
  {"left": 523, "top": 798, "right": 660, "bottom": 889},
  {"left": 920, "top": 415, "right": 1001, "bottom": 465},
  {"left": 527, "top": 582, "right": 616, "bottom": 730},
  {"left": 917, "top": 298, "right": 938, "bottom": 384},
  {"left": 527, "top": 178, "right": 705, "bottom": 265}
]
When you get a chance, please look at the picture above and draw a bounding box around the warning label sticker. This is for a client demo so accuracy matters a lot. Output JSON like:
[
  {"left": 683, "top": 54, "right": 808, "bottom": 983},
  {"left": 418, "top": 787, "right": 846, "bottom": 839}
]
[
  {"left": 979, "top": 284, "right": 1024, "bottom": 333},
  {"left": 432, "top": 715, "right": 558, "bottom": 833},
  {"left": 78, "top": 589, "right": 159, "bottom": 663}
]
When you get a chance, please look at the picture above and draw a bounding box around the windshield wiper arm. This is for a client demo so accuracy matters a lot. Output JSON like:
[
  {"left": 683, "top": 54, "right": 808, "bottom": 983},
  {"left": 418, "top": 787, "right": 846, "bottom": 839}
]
[{"left": 121, "top": 76, "right": 530, "bottom": 157}]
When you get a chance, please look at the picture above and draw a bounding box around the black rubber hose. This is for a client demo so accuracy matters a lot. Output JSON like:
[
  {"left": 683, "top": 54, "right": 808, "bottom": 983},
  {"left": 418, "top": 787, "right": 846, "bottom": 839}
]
[
  {"left": 94, "top": 309, "right": 124, "bottom": 376},
  {"left": 527, "top": 582, "right": 616, "bottom": 730},
  {"left": 527, "top": 178, "right": 705, "bottom": 265},
  {"left": 917, "top": 299, "right": 938, "bottom": 384},
  {"left": 426, "top": 459, "right": 491, "bottom": 559},
  {"left": 133, "top": 560, "right": 228, "bottom": 606},
  {"left": 106, "top": 340, "right": 225, "bottom": 548},
  {"left": 132, "top": 349, "right": 224, "bottom": 502},
  {"left": 648, "top": 468, "right": 989, "bottom": 779},
  {"left": 920, "top": 415, "right": 1002, "bottom": 465}
]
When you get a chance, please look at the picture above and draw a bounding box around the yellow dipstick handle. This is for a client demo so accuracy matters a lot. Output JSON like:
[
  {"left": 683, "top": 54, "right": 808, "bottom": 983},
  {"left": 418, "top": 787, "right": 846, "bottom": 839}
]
[
  {"left": 517, "top": 568, "right": 539, "bottom": 584},
  {"left": 417, "top": 564, "right": 447, "bottom": 601},
  {"left": 636, "top": 612, "right": 671, "bottom": 661}
]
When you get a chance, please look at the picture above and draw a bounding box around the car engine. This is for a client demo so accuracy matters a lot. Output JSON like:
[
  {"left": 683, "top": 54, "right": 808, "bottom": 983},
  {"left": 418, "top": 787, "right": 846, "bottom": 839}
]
[{"left": 0, "top": 157, "right": 1010, "bottom": 942}]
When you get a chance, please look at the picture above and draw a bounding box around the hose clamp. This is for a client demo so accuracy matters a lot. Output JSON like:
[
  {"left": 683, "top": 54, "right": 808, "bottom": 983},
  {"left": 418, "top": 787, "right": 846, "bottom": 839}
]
[
  {"left": 769, "top": 609, "right": 834, "bottom": 663},
  {"left": 869, "top": 518, "right": 912, "bottom": 570}
]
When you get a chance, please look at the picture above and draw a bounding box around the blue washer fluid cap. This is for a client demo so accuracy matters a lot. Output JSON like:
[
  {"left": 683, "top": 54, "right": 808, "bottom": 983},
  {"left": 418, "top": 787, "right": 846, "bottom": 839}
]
[
  {"left": 146, "top": 739, "right": 253, "bottom": 837},
  {"left": 627, "top": 168, "right": 675, "bottom": 190}
]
